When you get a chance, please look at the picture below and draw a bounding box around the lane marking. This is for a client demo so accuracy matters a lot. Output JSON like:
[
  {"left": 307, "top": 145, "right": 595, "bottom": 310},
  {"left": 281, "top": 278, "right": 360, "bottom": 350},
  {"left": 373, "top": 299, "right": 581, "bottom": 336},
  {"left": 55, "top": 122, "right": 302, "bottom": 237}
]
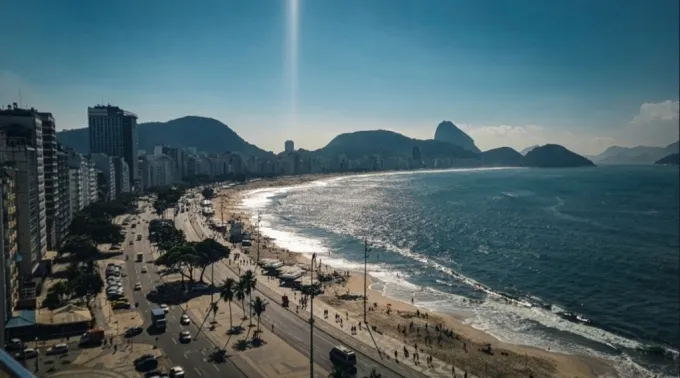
[
  {"left": 195, "top": 368, "right": 203, "bottom": 376},
  {"left": 213, "top": 365, "right": 220, "bottom": 372}
]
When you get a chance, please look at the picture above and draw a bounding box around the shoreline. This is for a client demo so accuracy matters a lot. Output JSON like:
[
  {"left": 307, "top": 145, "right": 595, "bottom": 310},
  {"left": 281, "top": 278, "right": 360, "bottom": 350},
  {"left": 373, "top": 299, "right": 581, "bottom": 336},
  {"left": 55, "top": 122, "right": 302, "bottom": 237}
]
[{"left": 210, "top": 173, "right": 621, "bottom": 378}]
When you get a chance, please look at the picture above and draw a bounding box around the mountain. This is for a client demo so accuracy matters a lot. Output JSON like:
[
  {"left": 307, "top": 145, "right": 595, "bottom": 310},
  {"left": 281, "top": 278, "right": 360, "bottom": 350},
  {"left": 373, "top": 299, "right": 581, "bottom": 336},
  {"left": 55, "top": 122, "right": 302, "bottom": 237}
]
[
  {"left": 592, "top": 141, "right": 679, "bottom": 165},
  {"left": 57, "top": 116, "right": 271, "bottom": 157},
  {"left": 433, "top": 121, "right": 481, "bottom": 153},
  {"left": 655, "top": 153, "right": 680, "bottom": 165},
  {"left": 520, "top": 145, "right": 539, "bottom": 155},
  {"left": 481, "top": 147, "right": 524, "bottom": 166},
  {"left": 523, "top": 144, "right": 595, "bottom": 168},
  {"left": 316, "top": 130, "right": 478, "bottom": 160}
]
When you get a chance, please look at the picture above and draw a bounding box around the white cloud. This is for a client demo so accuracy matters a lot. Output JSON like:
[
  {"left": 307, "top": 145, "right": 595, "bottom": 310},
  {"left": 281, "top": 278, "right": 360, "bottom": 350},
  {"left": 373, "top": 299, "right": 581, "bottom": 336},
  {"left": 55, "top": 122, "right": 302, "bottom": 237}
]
[{"left": 631, "top": 100, "right": 679, "bottom": 125}]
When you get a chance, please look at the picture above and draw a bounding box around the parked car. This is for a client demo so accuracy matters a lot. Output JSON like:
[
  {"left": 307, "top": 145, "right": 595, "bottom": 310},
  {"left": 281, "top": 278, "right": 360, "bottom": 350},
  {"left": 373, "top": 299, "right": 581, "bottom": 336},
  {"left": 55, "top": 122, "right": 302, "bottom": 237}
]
[
  {"left": 125, "top": 326, "right": 144, "bottom": 337},
  {"left": 14, "top": 348, "right": 38, "bottom": 359}
]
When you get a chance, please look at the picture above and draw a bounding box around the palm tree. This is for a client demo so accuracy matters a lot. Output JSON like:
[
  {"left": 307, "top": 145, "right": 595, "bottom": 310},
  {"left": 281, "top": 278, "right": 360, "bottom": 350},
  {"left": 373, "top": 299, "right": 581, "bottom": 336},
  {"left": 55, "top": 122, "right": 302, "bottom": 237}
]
[
  {"left": 235, "top": 280, "right": 247, "bottom": 320},
  {"left": 240, "top": 270, "right": 257, "bottom": 326},
  {"left": 251, "top": 296, "right": 266, "bottom": 337},
  {"left": 221, "top": 278, "right": 236, "bottom": 332}
]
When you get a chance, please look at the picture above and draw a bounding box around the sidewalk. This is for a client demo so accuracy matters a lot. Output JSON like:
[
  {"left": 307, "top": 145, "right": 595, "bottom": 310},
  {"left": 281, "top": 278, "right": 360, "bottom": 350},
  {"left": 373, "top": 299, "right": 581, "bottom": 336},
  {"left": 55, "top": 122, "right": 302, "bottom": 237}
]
[{"left": 188, "top": 212, "right": 476, "bottom": 378}]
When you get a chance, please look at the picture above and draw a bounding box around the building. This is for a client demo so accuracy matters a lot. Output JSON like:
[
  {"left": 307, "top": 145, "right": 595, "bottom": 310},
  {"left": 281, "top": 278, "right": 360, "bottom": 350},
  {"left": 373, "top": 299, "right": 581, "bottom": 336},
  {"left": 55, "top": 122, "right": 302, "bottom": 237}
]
[
  {"left": 56, "top": 143, "right": 71, "bottom": 246},
  {"left": 0, "top": 105, "right": 48, "bottom": 279},
  {"left": 38, "top": 112, "right": 59, "bottom": 250},
  {"left": 87, "top": 105, "right": 138, "bottom": 190},
  {"left": 67, "top": 151, "right": 93, "bottom": 218},
  {"left": 113, "top": 157, "right": 130, "bottom": 195},
  {"left": 140, "top": 154, "right": 175, "bottom": 188},
  {"left": 285, "top": 140, "right": 294, "bottom": 153},
  {"left": 89, "top": 153, "right": 116, "bottom": 201},
  {"left": 0, "top": 168, "right": 20, "bottom": 345}
]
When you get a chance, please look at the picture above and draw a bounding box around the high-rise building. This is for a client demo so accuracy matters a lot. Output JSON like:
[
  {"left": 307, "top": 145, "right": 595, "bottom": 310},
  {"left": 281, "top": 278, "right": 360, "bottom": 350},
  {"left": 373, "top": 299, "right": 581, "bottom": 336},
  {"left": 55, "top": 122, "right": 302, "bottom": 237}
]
[
  {"left": 38, "top": 112, "right": 59, "bottom": 250},
  {"left": 113, "top": 157, "right": 130, "bottom": 195},
  {"left": 285, "top": 140, "right": 294, "bottom": 153},
  {"left": 89, "top": 153, "right": 116, "bottom": 201},
  {"left": 0, "top": 167, "right": 20, "bottom": 345},
  {"left": 0, "top": 105, "right": 47, "bottom": 277},
  {"left": 56, "top": 143, "right": 71, "bottom": 246},
  {"left": 88, "top": 105, "right": 138, "bottom": 190}
]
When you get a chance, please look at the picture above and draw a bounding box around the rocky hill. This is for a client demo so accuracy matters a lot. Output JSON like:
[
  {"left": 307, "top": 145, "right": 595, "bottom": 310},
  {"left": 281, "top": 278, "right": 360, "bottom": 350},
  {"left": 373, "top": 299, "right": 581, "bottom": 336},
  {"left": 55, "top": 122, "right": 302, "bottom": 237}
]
[
  {"left": 433, "top": 121, "right": 481, "bottom": 153},
  {"left": 592, "top": 141, "right": 678, "bottom": 165},
  {"left": 316, "top": 130, "right": 478, "bottom": 160},
  {"left": 481, "top": 147, "right": 524, "bottom": 166},
  {"left": 654, "top": 153, "right": 679, "bottom": 165},
  {"left": 523, "top": 144, "right": 595, "bottom": 168},
  {"left": 57, "top": 116, "right": 271, "bottom": 157}
]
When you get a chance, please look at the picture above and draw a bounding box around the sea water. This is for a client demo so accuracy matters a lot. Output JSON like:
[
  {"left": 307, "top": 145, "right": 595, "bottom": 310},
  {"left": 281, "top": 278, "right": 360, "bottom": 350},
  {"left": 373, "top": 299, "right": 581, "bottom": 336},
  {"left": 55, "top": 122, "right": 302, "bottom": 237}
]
[{"left": 242, "top": 165, "right": 679, "bottom": 377}]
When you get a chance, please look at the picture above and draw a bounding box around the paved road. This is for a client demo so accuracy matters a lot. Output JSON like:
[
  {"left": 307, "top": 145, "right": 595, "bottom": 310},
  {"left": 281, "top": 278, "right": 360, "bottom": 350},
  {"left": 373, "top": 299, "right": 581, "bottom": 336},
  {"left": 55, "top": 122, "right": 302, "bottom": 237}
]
[
  {"left": 179, "top": 198, "right": 425, "bottom": 378},
  {"left": 121, "top": 204, "right": 247, "bottom": 378}
]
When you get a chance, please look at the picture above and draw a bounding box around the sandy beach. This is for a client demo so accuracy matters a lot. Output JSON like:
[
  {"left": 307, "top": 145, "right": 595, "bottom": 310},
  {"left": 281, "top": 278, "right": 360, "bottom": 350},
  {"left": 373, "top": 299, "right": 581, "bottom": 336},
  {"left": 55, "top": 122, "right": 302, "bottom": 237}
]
[{"left": 208, "top": 174, "right": 619, "bottom": 378}]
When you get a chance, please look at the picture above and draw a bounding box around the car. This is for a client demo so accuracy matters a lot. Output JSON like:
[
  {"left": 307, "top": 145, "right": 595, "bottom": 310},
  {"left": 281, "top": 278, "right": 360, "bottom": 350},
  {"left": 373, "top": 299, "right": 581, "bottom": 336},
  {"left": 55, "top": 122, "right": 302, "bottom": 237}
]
[
  {"left": 125, "top": 326, "right": 144, "bottom": 337},
  {"left": 134, "top": 354, "right": 158, "bottom": 371},
  {"left": 180, "top": 314, "right": 190, "bottom": 325},
  {"left": 112, "top": 301, "right": 131, "bottom": 310},
  {"left": 160, "top": 304, "right": 169, "bottom": 313},
  {"left": 141, "top": 266, "right": 148, "bottom": 273},
  {"left": 14, "top": 348, "right": 38, "bottom": 359},
  {"left": 129, "top": 240, "right": 134, "bottom": 245},
  {"left": 134, "top": 282, "right": 142, "bottom": 291},
  {"left": 169, "top": 366, "right": 185, "bottom": 377},
  {"left": 179, "top": 331, "right": 192, "bottom": 343},
  {"left": 46, "top": 343, "right": 68, "bottom": 355}
]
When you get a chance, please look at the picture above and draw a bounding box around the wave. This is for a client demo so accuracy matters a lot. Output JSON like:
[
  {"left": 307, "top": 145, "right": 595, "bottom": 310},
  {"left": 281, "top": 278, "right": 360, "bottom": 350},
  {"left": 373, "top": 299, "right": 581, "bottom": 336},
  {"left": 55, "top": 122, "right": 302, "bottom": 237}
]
[{"left": 240, "top": 176, "right": 678, "bottom": 378}]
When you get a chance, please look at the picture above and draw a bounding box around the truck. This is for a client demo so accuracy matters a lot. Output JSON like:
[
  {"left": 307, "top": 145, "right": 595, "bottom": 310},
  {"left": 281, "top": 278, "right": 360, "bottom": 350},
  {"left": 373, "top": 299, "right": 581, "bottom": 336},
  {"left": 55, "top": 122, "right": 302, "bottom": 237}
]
[
  {"left": 79, "top": 328, "right": 105, "bottom": 346},
  {"left": 136, "top": 252, "right": 144, "bottom": 262},
  {"left": 151, "top": 308, "right": 167, "bottom": 331},
  {"left": 282, "top": 295, "right": 289, "bottom": 308}
]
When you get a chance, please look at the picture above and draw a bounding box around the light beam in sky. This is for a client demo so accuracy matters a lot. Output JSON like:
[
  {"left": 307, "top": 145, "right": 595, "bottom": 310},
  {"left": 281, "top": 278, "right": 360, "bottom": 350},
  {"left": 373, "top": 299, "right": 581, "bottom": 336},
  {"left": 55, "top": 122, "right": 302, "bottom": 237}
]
[{"left": 286, "top": 0, "right": 300, "bottom": 132}]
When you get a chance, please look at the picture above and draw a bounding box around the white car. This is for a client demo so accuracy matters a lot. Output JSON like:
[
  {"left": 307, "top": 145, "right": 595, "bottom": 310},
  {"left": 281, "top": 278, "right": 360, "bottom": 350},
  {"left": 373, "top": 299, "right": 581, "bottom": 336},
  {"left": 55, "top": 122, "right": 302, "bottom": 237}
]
[
  {"left": 179, "top": 331, "right": 192, "bottom": 342},
  {"left": 160, "top": 304, "right": 169, "bottom": 313},
  {"left": 141, "top": 266, "right": 148, "bottom": 273},
  {"left": 133, "top": 282, "right": 142, "bottom": 291},
  {"left": 180, "top": 314, "right": 190, "bottom": 325},
  {"left": 170, "top": 366, "right": 185, "bottom": 377},
  {"left": 15, "top": 348, "right": 38, "bottom": 359},
  {"left": 46, "top": 343, "right": 68, "bottom": 355}
]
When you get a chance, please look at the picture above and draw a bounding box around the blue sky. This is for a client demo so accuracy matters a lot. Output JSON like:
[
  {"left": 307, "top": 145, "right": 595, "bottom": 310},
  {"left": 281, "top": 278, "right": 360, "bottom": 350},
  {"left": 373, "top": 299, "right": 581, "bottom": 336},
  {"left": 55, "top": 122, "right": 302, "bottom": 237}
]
[{"left": 1, "top": 0, "right": 678, "bottom": 154}]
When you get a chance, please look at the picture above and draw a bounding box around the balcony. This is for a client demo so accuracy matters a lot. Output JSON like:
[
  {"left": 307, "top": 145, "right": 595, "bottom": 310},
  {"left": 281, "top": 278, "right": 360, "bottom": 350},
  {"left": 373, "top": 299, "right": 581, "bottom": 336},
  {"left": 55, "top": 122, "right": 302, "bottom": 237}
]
[{"left": 0, "top": 349, "right": 36, "bottom": 377}]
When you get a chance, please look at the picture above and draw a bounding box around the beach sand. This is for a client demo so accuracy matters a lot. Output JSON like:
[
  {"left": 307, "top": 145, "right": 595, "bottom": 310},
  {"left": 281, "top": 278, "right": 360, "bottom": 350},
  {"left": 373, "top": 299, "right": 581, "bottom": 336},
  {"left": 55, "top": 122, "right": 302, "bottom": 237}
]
[{"left": 208, "top": 174, "right": 619, "bottom": 378}]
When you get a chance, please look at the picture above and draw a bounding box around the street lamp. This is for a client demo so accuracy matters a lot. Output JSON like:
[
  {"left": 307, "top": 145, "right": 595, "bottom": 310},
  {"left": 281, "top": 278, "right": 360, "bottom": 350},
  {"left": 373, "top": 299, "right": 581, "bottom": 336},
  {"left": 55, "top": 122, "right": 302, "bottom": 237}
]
[
  {"left": 309, "top": 252, "right": 317, "bottom": 378},
  {"left": 363, "top": 238, "right": 371, "bottom": 324},
  {"left": 255, "top": 211, "right": 262, "bottom": 265}
]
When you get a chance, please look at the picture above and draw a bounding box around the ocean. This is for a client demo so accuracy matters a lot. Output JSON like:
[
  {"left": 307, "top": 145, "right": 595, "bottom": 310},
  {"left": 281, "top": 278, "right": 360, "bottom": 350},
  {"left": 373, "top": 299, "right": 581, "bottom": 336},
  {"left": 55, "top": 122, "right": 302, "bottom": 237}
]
[{"left": 241, "top": 166, "right": 679, "bottom": 378}]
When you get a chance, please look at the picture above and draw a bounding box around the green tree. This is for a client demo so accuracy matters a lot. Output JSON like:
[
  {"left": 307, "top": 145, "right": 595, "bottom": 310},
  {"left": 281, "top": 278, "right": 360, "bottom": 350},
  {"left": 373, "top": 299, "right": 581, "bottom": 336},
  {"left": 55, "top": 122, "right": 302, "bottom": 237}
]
[
  {"left": 71, "top": 271, "right": 104, "bottom": 309},
  {"left": 58, "top": 235, "right": 100, "bottom": 261},
  {"left": 235, "top": 279, "right": 247, "bottom": 321},
  {"left": 251, "top": 296, "right": 266, "bottom": 337},
  {"left": 68, "top": 214, "right": 124, "bottom": 244},
  {"left": 240, "top": 270, "right": 257, "bottom": 326},
  {"left": 194, "top": 239, "right": 230, "bottom": 283},
  {"left": 221, "top": 278, "right": 236, "bottom": 333},
  {"left": 154, "top": 244, "right": 199, "bottom": 283},
  {"left": 43, "top": 281, "right": 71, "bottom": 309}
]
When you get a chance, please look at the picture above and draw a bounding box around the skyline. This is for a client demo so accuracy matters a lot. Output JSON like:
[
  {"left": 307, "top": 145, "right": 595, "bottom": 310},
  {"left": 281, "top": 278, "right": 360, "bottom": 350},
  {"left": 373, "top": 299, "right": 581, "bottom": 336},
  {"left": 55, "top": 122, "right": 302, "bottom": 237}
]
[{"left": 0, "top": 0, "right": 678, "bottom": 155}]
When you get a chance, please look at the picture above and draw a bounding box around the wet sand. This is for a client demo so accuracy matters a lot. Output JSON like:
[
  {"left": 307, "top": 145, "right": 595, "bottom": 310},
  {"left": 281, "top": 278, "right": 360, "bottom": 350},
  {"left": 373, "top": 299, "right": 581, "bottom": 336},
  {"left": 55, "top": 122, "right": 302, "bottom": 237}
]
[{"left": 209, "top": 174, "right": 619, "bottom": 378}]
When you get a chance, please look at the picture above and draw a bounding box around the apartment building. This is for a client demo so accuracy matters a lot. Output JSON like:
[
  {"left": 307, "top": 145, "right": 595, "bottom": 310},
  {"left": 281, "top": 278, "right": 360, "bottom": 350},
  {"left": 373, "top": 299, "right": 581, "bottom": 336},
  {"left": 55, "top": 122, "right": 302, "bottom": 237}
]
[
  {"left": 88, "top": 105, "right": 138, "bottom": 190},
  {"left": 38, "top": 112, "right": 59, "bottom": 250},
  {"left": 56, "top": 144, "right": 71, "bottom": 246},
  {"left": 89, "top": 153, "right": 116, "bottom": 201},
  {"left": 0, "top": 168, "right": 19, "bottom": 345}
]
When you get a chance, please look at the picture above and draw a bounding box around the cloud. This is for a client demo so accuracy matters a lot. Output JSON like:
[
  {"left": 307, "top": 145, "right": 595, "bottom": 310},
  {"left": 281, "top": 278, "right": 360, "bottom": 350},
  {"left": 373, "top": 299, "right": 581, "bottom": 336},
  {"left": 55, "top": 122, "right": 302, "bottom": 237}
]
[{"left": 631, "top": 100, "right": 679, "bottom": 125}]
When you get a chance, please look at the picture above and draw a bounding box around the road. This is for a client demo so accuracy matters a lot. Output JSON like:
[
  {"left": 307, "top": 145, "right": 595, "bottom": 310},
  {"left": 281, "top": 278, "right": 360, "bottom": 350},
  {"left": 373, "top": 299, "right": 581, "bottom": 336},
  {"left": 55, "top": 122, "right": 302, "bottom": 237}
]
[
  {"left": 121, "top": 203, "right": 247, "bottom": 378},
  {"left": 178, "top": 197, "right": 426, "bottom": 378}
]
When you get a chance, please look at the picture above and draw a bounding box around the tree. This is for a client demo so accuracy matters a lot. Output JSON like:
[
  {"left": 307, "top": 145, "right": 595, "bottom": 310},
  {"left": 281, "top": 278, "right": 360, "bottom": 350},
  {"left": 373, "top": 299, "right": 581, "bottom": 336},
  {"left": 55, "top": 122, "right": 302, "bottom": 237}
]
[
  {"left": 221, "top": 278, "right": 236, "bottom": 333},
  {"left": 58, "top": 235, "right": 100, "bottom": 261},
  {"left": 68, "top": 214, "right": 124, "bottom": 244},
  {"left": 43, "top": 281, "right": 71, "bottom": 309},
  {"left": 240, "top": 270, "right": 257, "bottom": 326},
  {"left": 211, "top": 302, "right": 219, "bottom": 323},
  {"left": 154, "top": 244, "right": 199, "bottom": 283},
  {"left": 71, "top": 271, "right": 104, "bottom": 309},
  {"left": 251, "top": 296, "right": 266, "bottom": 337},
  {"left": 235, "top": 280, "right": 247, "bottom": 320},
  {"left": 194, "top": 239, "right": 230, "bottom": 283}
]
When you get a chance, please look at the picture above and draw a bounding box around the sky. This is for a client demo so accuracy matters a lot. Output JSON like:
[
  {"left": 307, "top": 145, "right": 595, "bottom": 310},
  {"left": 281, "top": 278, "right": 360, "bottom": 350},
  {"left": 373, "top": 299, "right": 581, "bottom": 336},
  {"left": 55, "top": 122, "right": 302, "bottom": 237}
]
[{"left": 0, "top": 0, "right": 678, "bottom": 155}]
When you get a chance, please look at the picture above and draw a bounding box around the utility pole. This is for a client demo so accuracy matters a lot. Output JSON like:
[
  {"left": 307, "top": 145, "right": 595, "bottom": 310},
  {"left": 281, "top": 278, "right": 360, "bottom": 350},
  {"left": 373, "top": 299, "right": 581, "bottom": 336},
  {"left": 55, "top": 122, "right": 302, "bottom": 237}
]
[
  {"left": 363, "top": 238, "right": 371, "bottom": 324},
  {"left": 256, "top": 211, "right": 261, "bottom": 264},
  {"left": 309, "top": 252, "right": 316, "bottom": 378}
]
